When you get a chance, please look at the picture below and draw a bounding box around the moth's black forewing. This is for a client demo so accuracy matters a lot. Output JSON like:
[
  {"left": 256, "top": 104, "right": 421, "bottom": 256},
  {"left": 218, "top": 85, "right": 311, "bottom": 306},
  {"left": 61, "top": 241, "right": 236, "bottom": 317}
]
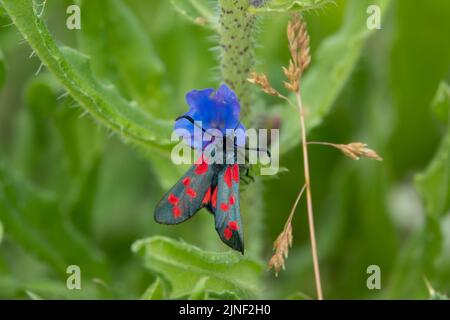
[
  {"left": 154, "top": 158, "right": 221, "bottom": 225},
  {"left": 155, "top": 135, "right": 245, "bottom": 253}
]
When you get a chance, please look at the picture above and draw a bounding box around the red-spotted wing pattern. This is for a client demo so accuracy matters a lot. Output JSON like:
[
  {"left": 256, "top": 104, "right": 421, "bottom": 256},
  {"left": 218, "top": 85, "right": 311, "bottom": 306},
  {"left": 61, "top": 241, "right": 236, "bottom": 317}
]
[
  {"left": 201, "top": 183, "right": 219, "bottom": 215},
  {"left": 214, "top": 164, "right": 244, "bottom": 253},
  {"left": 154, "top": 157, "right": 219, "bottom": 225}
]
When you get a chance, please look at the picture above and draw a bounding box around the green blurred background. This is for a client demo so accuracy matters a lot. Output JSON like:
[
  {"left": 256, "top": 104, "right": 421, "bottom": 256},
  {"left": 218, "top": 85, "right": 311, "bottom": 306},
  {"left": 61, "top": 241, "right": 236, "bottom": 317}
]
[{"left": 0, "top": 0, "right": 449, "bottom": 299}]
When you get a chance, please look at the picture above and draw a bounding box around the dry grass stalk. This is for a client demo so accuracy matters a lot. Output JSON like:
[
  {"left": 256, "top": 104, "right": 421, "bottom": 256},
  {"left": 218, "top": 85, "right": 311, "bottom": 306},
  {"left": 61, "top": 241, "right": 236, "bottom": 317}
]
[
  {"left": 248, "top": 14, "right": 323, "bottom": 299},
  {"left": 269, "top": 184, "right": 306, "bottom": 276},
  {"left": 286, "top": 14, "right": 323, "bottom": 300},
  {"left": 249, "top": 13, "right": 381, "bottom": 301}
]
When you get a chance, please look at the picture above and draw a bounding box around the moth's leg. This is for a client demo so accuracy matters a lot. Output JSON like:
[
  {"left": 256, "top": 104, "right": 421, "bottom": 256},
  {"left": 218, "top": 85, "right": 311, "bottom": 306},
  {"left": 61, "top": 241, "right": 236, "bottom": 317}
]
[
  {"left": 239, "top": 164, "right": 254, "bottom": 185},
  {"left": 245, "top": 166, "right": 255, "bottom": 183}
]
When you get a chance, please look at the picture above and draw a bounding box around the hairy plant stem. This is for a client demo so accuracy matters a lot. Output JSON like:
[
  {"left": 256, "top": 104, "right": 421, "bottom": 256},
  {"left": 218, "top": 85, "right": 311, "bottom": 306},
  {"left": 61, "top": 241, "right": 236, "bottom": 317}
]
[
  {"left": 295, "top": 91, "right": 323, "bottom": 300},
  {"left": 219, "top": 0, "right": 256, "bottom": 119},
  {"left": 218, "top": 0, "right": 263, "bottom": 256}
]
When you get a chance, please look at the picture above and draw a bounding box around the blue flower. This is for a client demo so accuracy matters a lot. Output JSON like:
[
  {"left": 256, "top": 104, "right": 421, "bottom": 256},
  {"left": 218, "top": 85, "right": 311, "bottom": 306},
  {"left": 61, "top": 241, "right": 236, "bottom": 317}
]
[{"left": 174, "top": 84, "right": 245, "bottom": 149}]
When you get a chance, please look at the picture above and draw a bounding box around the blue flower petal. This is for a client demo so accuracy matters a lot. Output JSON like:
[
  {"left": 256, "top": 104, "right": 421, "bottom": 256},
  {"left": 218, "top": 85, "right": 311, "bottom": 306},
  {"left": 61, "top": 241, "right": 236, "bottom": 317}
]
[
  {"left": 185, "top": 88, "right": 215, "bottom": 125},
  {"left": 213, "top": 84, "right": 241, "bottom": 130},
  {"left": 174, "top": 117, "right": 205, "bottom": 150},
  {"left": 174, "top": 84, "right": 244, "bottom": 150}
]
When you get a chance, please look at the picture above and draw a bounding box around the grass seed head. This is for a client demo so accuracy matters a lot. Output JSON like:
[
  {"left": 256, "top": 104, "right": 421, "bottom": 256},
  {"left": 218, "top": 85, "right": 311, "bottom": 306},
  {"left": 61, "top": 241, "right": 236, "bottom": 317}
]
[
  {"left": 248, "top": 71, "right": 281, "bottom": 97},
  {"left": 337, "top": 143, "right": 383, "bottom": 161},
  {"left": 269, "top": 221, "right": 294, "bottom": 276},
  {"left": 284, "top": 14, "right": 311, "bottom": 93}
]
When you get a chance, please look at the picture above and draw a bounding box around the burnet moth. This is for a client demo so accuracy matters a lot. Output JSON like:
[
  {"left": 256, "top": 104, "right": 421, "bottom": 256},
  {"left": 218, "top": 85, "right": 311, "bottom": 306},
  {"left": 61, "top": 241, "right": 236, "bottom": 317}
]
[{"left": 154, "top": 84, "right": 269, "bottom": 254}]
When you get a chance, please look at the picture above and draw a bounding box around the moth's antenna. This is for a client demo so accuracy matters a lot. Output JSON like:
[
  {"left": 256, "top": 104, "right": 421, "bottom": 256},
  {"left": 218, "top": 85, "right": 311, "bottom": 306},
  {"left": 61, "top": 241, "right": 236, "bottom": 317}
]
[
  {"left": 176, "top": 115, "right": 207, "bottom": 133},
  {"left": 234, "top": 144, "right": 271, "bottom": 159},
  {"left": 233, "top": 121, "right": 242, "bottom": 131},
  {"left": 244, "top": 146, "right": 271, "bottom": 158},
  {"left": 230, "top": 126, "right": 272, "bottom": 158}
]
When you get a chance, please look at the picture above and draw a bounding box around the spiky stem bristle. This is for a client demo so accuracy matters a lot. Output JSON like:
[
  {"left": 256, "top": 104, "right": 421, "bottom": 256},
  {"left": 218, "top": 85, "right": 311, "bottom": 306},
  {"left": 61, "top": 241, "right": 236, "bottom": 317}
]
[{"left": 219, "top": 0, "right": 257, "bottom": 119}]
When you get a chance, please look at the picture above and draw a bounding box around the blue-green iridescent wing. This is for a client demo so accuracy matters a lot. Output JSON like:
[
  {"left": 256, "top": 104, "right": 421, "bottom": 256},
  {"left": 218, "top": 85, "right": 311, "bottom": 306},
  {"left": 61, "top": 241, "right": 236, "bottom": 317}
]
[
  {"left": 154, "top": 157, "right": 219, "bottom": 225},
  {"left": 214, "top": 164, "right": 244, "bottom": 253}
]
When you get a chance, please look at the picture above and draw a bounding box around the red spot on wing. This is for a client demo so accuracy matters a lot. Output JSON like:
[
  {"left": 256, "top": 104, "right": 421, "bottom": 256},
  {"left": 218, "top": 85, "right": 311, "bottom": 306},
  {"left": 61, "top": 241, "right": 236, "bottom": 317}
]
[
  {"left": 220, "top": 203, "right": 229, "bottom": 211},
  {"left": 186, "top": 188, "right": 197, "bottom": 198},
  {"left": 223, "top": 166, "right": 232, "bottom": 188},
  {"left": 168, "top": 194, "right": 179, "bottom": 206},
  {"left": 211, "top": 187, "right": 218, "bottom": 208},
  {"left": 172, "top": 206, "right": 181, "bottom": 218},
  {"left": 229, "top": 195, "right": 236, "bottom": 205},
  {"left": 182, "top": 177, "right": 191, "bottom": 186},
  {"left": 195, "top": 162, "right": 209, "bottom": 175},
  {"left": 224, "top": 227, "right": 233, "bottom": 240},
  {"left": 202, "top": 187, "right": 211, "bottom": 205},
  {"left": 228, "top": 221, "right": 239, "bottom": 231},
  {"left": 231, "top": 164, "right": 239, "bottom": 183},
  {"left": 194, "top": 155, "right": 204, "bottom": 164}
]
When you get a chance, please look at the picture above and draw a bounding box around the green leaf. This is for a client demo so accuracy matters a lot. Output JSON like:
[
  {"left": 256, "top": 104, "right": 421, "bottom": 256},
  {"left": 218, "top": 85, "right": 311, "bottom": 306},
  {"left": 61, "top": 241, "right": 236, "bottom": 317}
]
[
  {"left": 416, "top": 83, "right": 450, "bottom": 220},
  {"left": 24, "top": 74, "right": 104, "bottom": 233},
  {"left": 78, "top": 0, "right": 168, "bottom": 115},
  {"left": 188, "top": 276, "right": 210, "bottom": 300},
  {"left": 67, "top": 153, "right": 103, "bottom": 234},
  {"left": 430, "top": 291, "right": 449, "bottom": 300},
  {"left": 250, "top": 0, "right": 335, "bottom": 14},
  {"left": 415, "top": 82, "right": 450, "bottom": 263},
  {"left": 287, "top": 291, "right": 312, "bottom": 300},
  {"left": 25, "top": 74, "right": 59, "bottom": 118},
  {"left": 132, "top": 236, "right": 263, "bottom": 299},
  {"left": 146, "top": 151, "right": 188, "bottom": 190},
  {"left": 432, "top": 82, "right": 450, "bottom": 123},
  {"left": 279, "top": 0, "right": 390, "bottom": 154},
  {"left": 389, "top": 0, "right": 450, "bottom": 172},
  {"left": 140, "top": 277, "right": 166, "bottom": 300},
  {"left": 0, "top": 166, "right": 65, "bottom": 273},
  {"left": 0, "top": 0, "right": 174, "bottom": 155},
  {"left": 0, "top": 164, "right": 107, "bottom": 278},
  {"left": 0, "top": 219, "right": 3, "bottom": 245},
  {"left": 25, "top": 290, "right": 44, "bottom": 300},
  {"left": 0, "top": 50, "right": 5, "bottom": 88},
  {"left": 170, "top": 0, "right": 218, "bottom": 29},
  {"left": 388, "top": 79, "right": 449, "bottom": 294},
  {"left": 176, "top": 277, "right": 240, "bottom": 299},
  {"left": 78, "top": 0, "right": 189, "bottom": 187},
  {"left": 207, "top": 290, "right": 239, "bottom": 300},
  {"left": 426, "top": 279, "right": 449, "bottom": 300},
  {"left": 0, "top": 276, "right": 102, "bottom": 299}
]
